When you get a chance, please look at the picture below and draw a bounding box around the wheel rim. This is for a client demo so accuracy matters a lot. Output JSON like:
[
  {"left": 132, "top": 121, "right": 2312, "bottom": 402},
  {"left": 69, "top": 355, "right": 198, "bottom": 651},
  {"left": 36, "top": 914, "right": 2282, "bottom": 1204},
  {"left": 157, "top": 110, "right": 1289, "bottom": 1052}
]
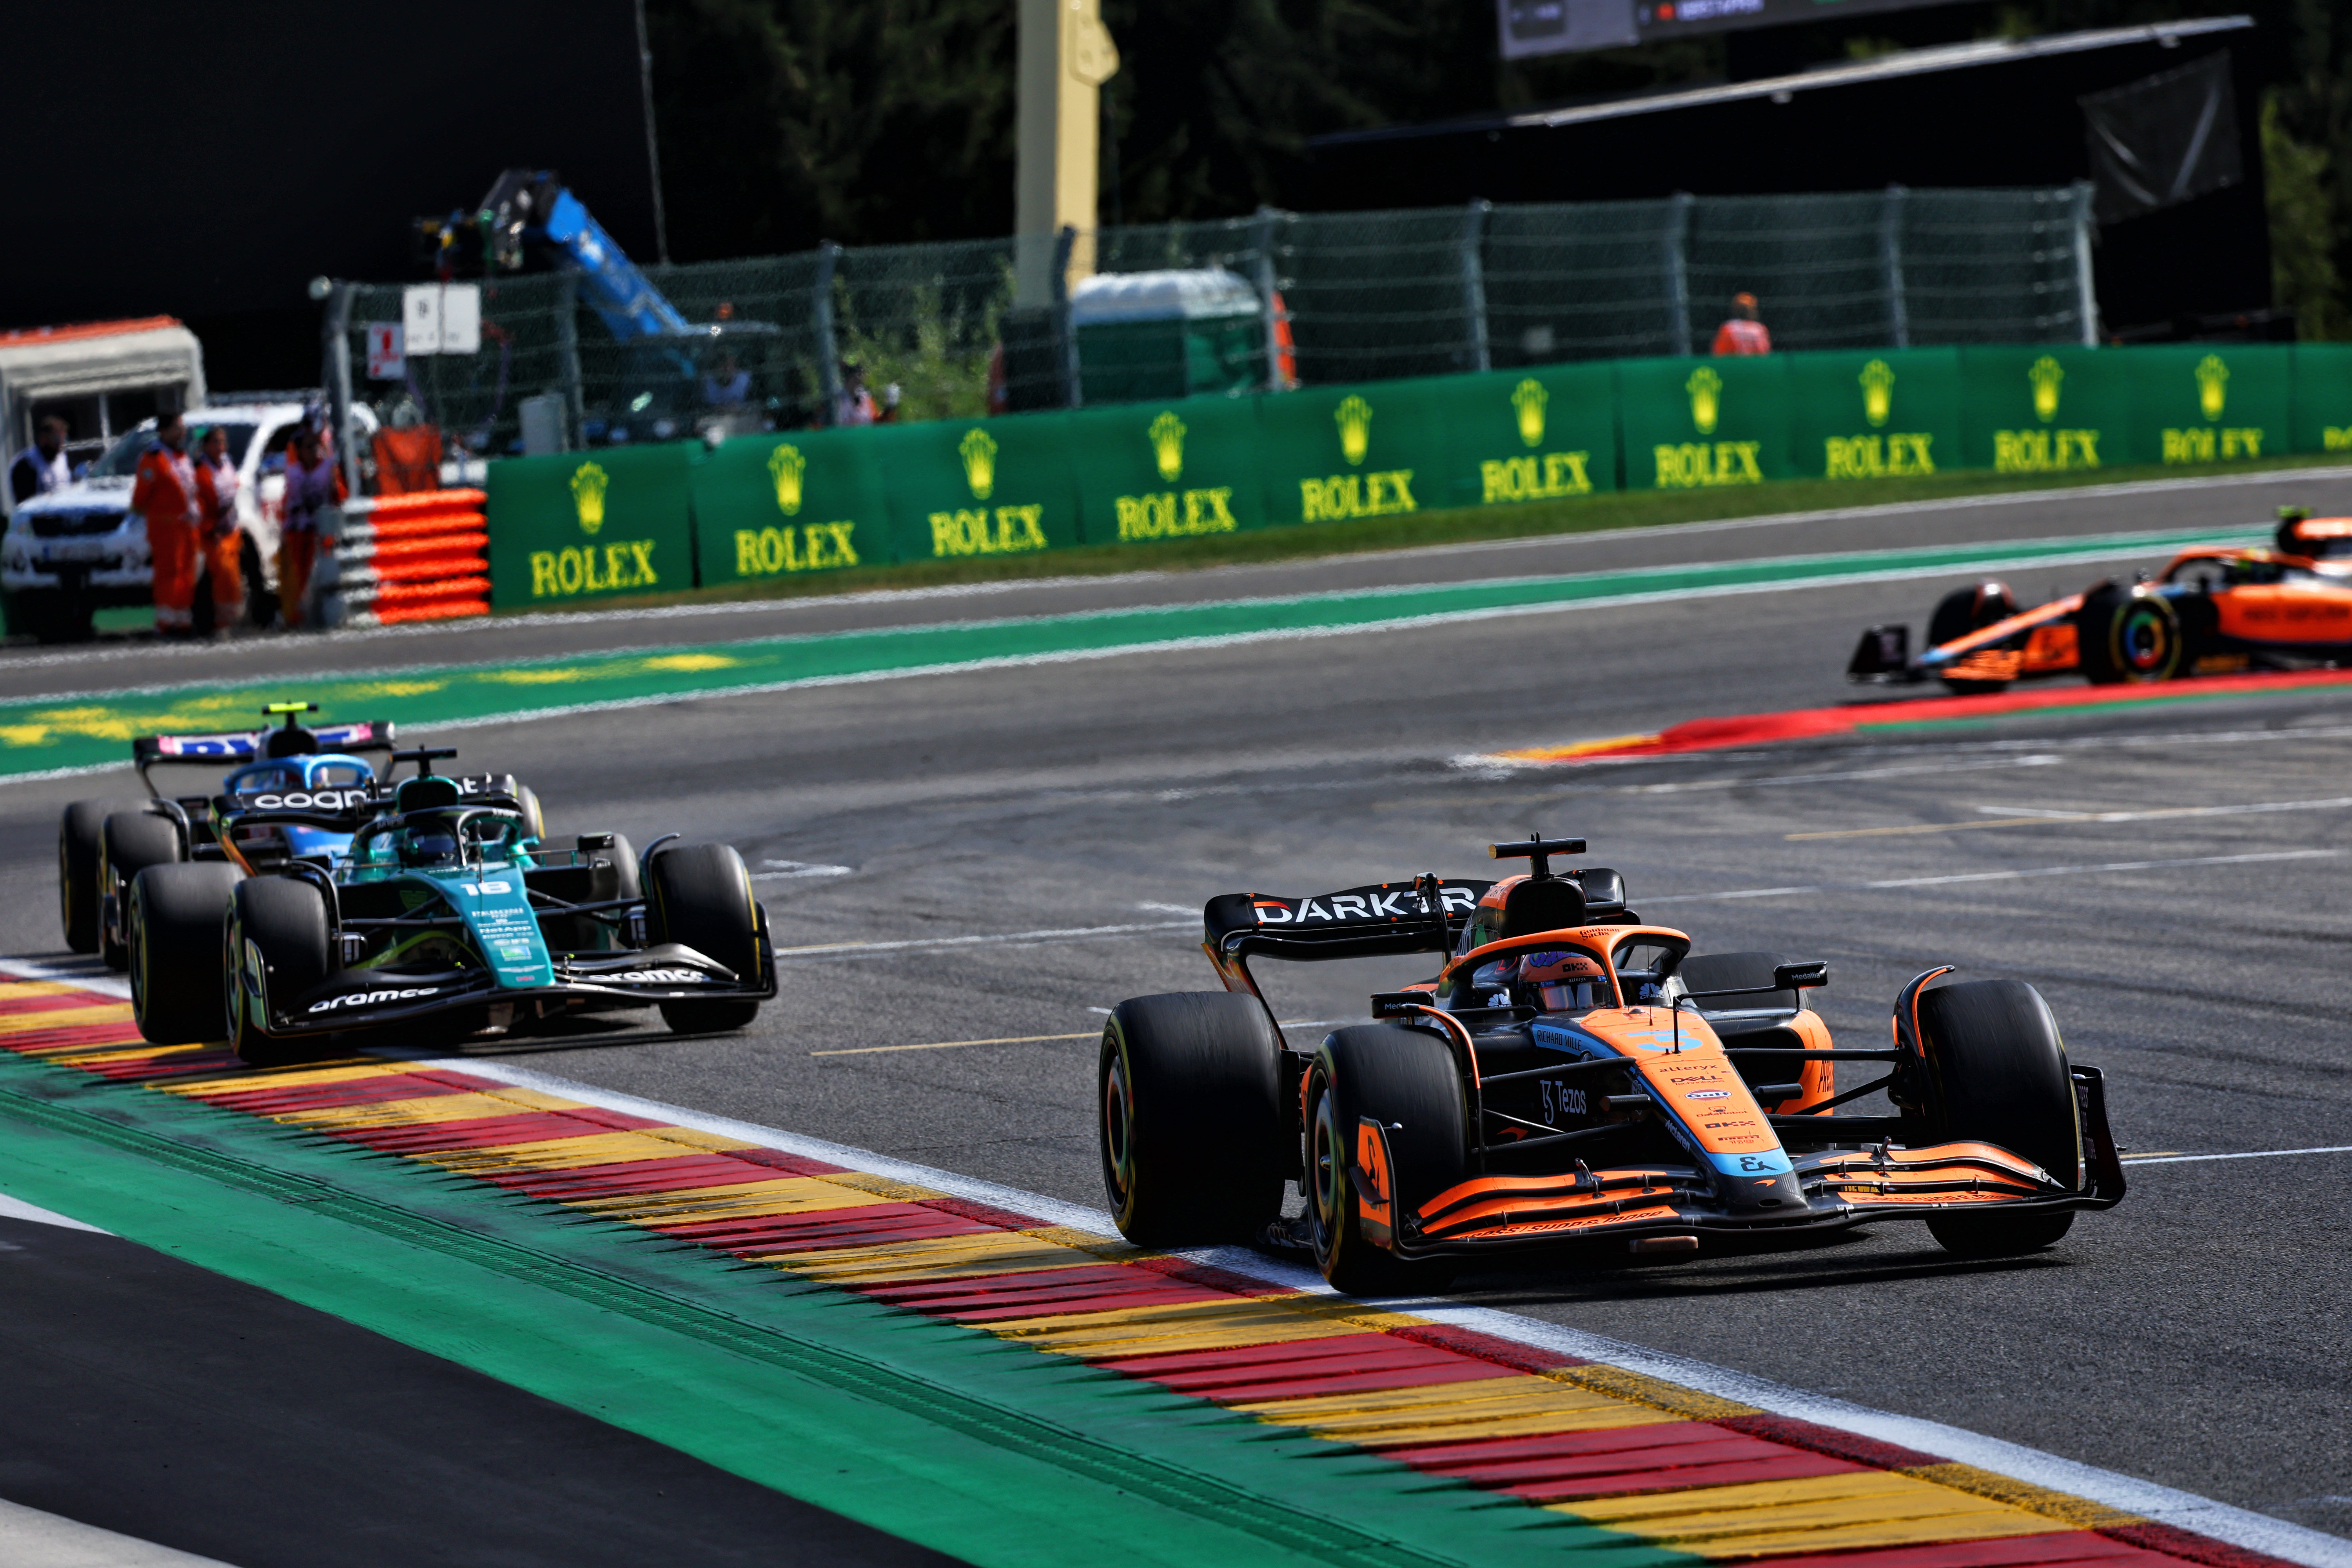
[
  {"left": 1307, "top": 1072, "right": 1347, "bottom": 1270},
  {"left": 1101, "top": 1048, "right": 1135, "bottom": 1214},
  {"left": 127, "top": 891, "right": 147, "bottom": 1017},
  {"left": 2115, "top": 603, "right": 2174, "bottom": 680}
]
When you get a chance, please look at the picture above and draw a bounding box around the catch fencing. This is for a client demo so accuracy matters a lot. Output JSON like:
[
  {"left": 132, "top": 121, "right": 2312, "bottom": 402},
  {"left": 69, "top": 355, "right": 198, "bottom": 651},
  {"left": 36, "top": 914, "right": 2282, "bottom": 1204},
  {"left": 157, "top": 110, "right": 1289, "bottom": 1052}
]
[{"left": 345, "top": 186, "right": 2094, "bottom": 460}]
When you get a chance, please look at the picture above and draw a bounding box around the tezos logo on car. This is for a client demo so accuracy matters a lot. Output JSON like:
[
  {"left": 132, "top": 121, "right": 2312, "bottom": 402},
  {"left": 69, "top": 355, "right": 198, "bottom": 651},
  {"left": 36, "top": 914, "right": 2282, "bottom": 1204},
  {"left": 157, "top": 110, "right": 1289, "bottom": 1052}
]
[{"left": 309, "top": 986, "right": 438, "bottom": 1014}]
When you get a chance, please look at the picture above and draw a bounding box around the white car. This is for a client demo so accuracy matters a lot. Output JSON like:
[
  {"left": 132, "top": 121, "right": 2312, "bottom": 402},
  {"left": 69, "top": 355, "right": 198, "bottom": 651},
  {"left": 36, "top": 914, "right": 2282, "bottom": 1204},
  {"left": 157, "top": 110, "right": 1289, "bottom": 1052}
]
[{"left": 3, "top": 399, "right": 377, "bottom": 641}]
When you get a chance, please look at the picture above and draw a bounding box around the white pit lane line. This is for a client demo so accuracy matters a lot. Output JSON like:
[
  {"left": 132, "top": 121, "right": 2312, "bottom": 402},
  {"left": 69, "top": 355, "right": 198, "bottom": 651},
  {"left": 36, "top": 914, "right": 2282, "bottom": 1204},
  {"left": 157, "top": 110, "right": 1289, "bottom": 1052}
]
[{"left": 0, "top": 949, "right": 2346, "bottom": 1565}]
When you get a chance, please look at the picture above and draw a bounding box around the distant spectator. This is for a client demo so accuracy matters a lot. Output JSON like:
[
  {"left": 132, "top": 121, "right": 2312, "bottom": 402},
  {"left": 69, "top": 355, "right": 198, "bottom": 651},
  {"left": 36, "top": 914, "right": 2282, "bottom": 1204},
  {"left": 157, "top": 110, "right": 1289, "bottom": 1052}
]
[
  {"left": 372, "top": 422, "right": 444, "bottom": 497},
  {"left": 192, "top": 425, "right": 245, "bottom": 633},
  {"left": 11, "top": 416, "right": 70, "bottom": 505},
  {"left": 877, "top": 383, "right": 902, "bottom": 423},
  {"left": 1712, "top": 292, "right": 1771, "bottom": 356},
  {"left": 131, "top": 413, "right": 199, "bottom": 635},
  {"left": 833, "top": 358, "right": 877, "bottom": 427},
  {"left": 702, "top": 351, "right": 751, "bottom": 410},
  {"left": 278, "top": 428, "right": 346, "bottom": 629}
]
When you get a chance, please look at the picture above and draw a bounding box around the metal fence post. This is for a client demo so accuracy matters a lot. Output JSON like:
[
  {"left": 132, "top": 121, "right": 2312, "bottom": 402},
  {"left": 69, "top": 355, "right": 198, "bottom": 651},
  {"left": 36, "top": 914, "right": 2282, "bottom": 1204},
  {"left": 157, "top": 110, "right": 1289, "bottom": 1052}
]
[
  {"left": 1460, "top": 200, "right": 1494, "bottom": 374},
  {"left": 1053, "top": 225, "right": 1081, "bottom": 407},
  {"left": 553, "top": 273, "right": 584, "bottom": 448},
  {"left": 321, "top": 282, "right": 359, "bottom": 496},
  {"left": 1250, "top": 205, "right": 1287, "bottom": 390},
  {"left": 1880, "top": 184, "right": 1911, "bottom": 349},
  {"left": 813, "top": 242, "right": 844, "bottom": 419},
  {"left": 1665, "top": 192, "right": 1695, "bottom": 358},
  {"left": 2069, "top": 181, "right": 2100, "bottom": 345}
]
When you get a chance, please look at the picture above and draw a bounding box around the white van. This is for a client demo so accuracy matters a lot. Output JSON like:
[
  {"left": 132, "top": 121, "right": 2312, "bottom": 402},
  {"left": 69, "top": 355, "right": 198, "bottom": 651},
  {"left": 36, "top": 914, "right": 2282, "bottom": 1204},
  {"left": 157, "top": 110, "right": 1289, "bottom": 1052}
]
[{"left": 3, "top": 399, "right": 379, "bottom": 641}]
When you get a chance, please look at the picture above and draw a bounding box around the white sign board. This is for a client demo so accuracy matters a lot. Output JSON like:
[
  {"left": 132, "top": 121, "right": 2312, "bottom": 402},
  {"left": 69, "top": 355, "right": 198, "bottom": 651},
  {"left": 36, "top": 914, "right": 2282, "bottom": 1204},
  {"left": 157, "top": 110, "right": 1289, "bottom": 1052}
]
[
  {"left": 365, "top": 322, "right": 405, "bottom": 380},
  {"left": 401, "top": 285, "right": 442, "bottom": 355},
  {"left": 439, "top": 284, "right": 481, "bottom": 354}
]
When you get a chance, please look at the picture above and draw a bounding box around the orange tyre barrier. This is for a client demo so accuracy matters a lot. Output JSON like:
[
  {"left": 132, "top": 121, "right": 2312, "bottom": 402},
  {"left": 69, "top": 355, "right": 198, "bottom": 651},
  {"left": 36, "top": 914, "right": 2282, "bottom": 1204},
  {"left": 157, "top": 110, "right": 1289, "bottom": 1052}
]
[{"left": 314, "top": 489, "right": 492, "bottom": 628}]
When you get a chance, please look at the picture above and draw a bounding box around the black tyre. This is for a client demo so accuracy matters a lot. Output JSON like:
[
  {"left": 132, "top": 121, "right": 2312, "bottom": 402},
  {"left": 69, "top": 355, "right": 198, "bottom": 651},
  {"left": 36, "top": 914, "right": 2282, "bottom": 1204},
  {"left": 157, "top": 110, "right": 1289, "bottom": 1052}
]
[
  {"left": 99, "top": 811, "right": 185, "bottom": 971},
  {"left": 648, "top": 842, "right": 761, "bottom": 1033},
  {"left": 129, "top": 862, "right": 243, "bottom": 1044},
  {"left": 1927, "top": 582, "right": 2017, "bottom": 695},
  {"left": 1915, "top": 978, "right": 2081, "bottom": 1258},
  {"left": 1306, "top": 1026, "right": 1468, "bottom": 1296},
  {"left": 59, "top": 797, "right": 144, "bottom": 953},
  {"left": 1099, "top": 992, "right": 1285, "bottom": 1247},
  {"left": 2078, "top": 585, "right": 2182, "bottom": 685},
  {"left": 515, "top": 786, "right": 548, "bottom": 844},
  {"left": 227, "top": 877, "right": 331, "bottom": 1065}
]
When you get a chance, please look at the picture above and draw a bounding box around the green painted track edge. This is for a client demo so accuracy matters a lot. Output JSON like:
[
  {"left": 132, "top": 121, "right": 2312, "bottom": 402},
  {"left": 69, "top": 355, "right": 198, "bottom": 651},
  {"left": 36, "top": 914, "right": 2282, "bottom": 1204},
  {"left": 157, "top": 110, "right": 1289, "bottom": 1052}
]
[{"left": 0, "top": 1052, "right": 1697, "bottom": 1568}]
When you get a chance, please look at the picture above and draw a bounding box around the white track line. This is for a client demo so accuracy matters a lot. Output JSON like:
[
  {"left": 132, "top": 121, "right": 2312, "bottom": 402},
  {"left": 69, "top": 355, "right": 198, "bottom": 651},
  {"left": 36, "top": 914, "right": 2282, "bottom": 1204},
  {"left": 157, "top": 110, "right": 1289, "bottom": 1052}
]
[{"left": 2120, "top": 1145, "right": 2352, "bottom": 1166}]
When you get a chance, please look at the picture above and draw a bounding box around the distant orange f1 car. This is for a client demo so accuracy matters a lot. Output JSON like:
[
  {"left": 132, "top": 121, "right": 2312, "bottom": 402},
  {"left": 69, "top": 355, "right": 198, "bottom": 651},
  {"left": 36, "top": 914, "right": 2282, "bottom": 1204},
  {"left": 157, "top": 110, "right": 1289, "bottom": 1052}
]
[
  {"left": 1097, "top": 833, "right": 2124, "bottom": 1294},
  {"left": 1849, "top": 509, "right": 2352, "bottom": 693}
]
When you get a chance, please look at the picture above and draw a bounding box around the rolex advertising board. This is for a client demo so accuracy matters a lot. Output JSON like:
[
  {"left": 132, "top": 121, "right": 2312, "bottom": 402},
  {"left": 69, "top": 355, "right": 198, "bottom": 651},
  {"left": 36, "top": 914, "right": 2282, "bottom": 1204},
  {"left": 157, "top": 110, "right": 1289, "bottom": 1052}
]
[
  {"left": 1615, "top": 355, "right": 1793, "bottom": 490},
  {"left": 2125, "top": 345, "right": 2290, "bottom": 469},
  {"left": 2290, "top": 344, "right": 2352, "bottom": 457},
  {"left": 868, "top": 416, "right": 1083, "bottom": 564},
  {"left": 1956, "top": 347, "right": 2136, "bottom": 472},
  {"left": 1256, "top": 377, "right": 1465, "bottom": 526},
  {"left": 692, "top": 428, "right": 889, "bottom": 586},
  {"left": 485, "top": 442, "right": 698, "bottom": 610},
  {"left": 1451, "top": 363, "right": 1621, "bottom": 505},
  {"left": 1066, "top": 395, "right": 1267, "bottom": 546},
  {"left": 1784, "top": 349, "right": 1962, "bottom": 483}
]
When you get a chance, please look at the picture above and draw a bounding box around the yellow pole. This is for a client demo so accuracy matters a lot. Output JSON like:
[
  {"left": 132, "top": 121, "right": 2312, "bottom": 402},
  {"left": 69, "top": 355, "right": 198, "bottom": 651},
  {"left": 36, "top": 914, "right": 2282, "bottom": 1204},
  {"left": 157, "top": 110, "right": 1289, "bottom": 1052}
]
[{"left": 1016, "top": 0, "right": 1118, "bottom": 307}]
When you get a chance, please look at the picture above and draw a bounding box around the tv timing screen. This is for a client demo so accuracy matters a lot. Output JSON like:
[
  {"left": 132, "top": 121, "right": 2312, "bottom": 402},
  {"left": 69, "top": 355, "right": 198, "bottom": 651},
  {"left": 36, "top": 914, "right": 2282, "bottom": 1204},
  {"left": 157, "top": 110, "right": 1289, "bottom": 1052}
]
[{"left": 1500, "top": 0, "right": 1969, "bottom": 56}]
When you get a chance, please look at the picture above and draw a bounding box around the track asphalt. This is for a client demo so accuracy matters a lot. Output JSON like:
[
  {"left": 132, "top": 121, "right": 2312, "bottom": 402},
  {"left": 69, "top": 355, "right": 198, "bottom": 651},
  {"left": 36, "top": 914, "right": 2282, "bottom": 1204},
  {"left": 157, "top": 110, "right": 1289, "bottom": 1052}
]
[{"left": 2, "top": 465, "right": 2350, "bottom": 1562}]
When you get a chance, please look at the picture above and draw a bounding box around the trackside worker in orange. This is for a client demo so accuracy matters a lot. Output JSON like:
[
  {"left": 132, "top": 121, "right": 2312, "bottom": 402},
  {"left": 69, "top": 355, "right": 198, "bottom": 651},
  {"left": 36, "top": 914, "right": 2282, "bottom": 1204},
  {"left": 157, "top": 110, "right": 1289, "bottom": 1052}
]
[
  {"left": 192, "top": 425, "right": 245, "bottom": 633},
  {"left": 130, "top": 412, "right": 199, "bottom": 635},
  {"left": 1712, "top": 292, "right": 1771, "bottom": 356},
  {"left": 277, "top": 428, "right": 345, "bottom": 628}
]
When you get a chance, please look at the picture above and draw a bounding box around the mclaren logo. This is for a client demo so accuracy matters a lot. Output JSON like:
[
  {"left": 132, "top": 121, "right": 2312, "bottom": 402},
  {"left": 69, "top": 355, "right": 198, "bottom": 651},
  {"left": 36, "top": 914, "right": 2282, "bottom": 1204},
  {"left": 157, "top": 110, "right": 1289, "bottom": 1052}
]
[{"left": 309, "top": 985, "right": 439, "bottom": 1014}]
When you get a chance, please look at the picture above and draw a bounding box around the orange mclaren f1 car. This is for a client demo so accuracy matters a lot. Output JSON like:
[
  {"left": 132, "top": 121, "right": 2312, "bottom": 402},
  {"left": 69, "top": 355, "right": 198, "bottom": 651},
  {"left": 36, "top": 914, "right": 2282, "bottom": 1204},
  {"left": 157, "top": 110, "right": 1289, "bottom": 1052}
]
[
  {"left": 1097, "top": 835, "right": 2124, "bottom": 1294},
  {"left": 1849, "top": 508, "right": 2352, "bottom": 693}
]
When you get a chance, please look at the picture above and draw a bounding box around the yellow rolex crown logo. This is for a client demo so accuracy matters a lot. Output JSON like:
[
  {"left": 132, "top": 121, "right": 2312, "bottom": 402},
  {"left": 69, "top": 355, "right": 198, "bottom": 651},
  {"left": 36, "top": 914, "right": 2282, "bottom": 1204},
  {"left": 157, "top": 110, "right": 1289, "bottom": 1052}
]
[
  {"left": 1858, "top": 359, "right": 1896, "bottom": 428},
  {"left": 959, "top": 428, "right": 998, "bottom": 500},
  {"left": 2196, "top": 354, "right": 2229, "bottom": 421},
  {"left": 2029, "top": 356, "right": 2064, "bottom": 423},
  {"left": 1686, "top": 367, "right": 1722, "bottom": 437},
  {"left": 1335, "top": 395, "right": 1374, "bottom": 466},
  {"left": 766, "top": 444, "right": 806, "bottom": 516},
  {"left": 569, "top": 461, "right": 609, "bottom": 535},
  {"left": 1148, "top": 411, "right": 1187, "bottom": 483},
  {"left": 1512, "top": 379, "right": 1548, "bottom": 448}
]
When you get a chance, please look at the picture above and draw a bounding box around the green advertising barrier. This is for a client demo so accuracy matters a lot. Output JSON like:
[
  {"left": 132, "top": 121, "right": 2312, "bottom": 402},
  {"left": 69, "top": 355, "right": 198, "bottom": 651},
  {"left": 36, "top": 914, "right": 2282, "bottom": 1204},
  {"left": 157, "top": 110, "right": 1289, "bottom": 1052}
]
[
  {"left": 691, "top": 428, "right": 891, "bottom": 587},
  {"left": 868, "top": 416, "right": 1083, "bottom": 563},
  {"left": 1066, "top": 395, "right": 1267, "bottom": 547},
  {"left": 1615, "top": 354, "right": 1794, "bottom": 492},
  {"left": 1786, "top": 349, "right": 1962, "bottom": 483},
  {"left": 2128, "top": 343, "right": 2291, "bottom": 469},
  {"left": 1956, "top": 347, "right": 2136, "bottom": 473},
  {"left": 1448, "top": 363, "right": 1622, "bottom": 506},
  {"left": 485, "top": 442, "right": 698, "bottom": 610},
  {"left": 2292, "top": 343, "right": 2352, "bottom": 457},
  {"left": 1257, "top": 376, "right": 1465, "bottom": 526}
]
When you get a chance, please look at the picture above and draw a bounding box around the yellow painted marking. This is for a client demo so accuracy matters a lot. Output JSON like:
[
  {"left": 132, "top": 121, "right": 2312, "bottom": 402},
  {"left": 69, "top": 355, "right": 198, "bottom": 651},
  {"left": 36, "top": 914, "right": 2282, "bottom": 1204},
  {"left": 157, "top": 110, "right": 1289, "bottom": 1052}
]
[
  {"left": 813, "top": 1171, "right": 955, "bottom": 1204},
  {"left": 1552, "top": 1364, "right": 1759, "bottom": 1421},
  {"left": 30, "top": 1040, "right": 208, "bottom": 1065},
  {"left": 982, "top": 1296, "right": 1418, "bottom": 1358},
  {"left": 0, "top": 980, "right": 107, "bottom": 1000},
  {"left": 1238, "top": 1374, "right": 1682, "bottom": 1447},
  {"left": 267, "top": 1088, "right": 587, "bottom": 1131},
  {"left": 1491, "top": 733, "right": 1664, "bottom": 762},
  {"left": 0, "top": 1003, "right": 135, "bottom": 1035},
  {"left": 1900, "top": 1463, "right": 2142, "bottom": 1529},
  {"left": 419, "top": 1129, "right": 758, "bottom": 1174},
  {"left": 1552, "top": 1471, "right": 2071, "bottom": 1558},
  {"left": 562, "top": 1176, "right": 888, "bottom": 1223},
  {"left": 757, "top": 1232, "right": 1109, "bottom": 1282},
  {"left": 157, "top": 1063, "right": 407, "bottom": 1096},
  {"left": 811, "top": 1032, "right": 1096, "bottom": 1057}
]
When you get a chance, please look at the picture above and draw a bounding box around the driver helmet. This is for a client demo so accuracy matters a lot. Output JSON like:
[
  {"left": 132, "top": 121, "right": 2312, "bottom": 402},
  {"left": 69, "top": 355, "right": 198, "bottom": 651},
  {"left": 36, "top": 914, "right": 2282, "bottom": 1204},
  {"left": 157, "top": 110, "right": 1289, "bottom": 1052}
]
[
  {"left": 1468, "top": 955, "right": 1518, "bottom": 1007},
  {"left": 405, "top": 825, "right": 461, "bottom": 866},
  {"left": 1522, "top": 949, "right": 1609, "bottom": 1012}
]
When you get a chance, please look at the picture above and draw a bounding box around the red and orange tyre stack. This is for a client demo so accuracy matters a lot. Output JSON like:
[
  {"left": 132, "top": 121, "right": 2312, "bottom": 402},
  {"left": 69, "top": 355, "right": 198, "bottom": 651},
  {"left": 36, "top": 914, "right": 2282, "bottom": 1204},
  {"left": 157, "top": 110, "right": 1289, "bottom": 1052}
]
[{"left": 316, "top": 489, "right": 492, "bottom": 628}]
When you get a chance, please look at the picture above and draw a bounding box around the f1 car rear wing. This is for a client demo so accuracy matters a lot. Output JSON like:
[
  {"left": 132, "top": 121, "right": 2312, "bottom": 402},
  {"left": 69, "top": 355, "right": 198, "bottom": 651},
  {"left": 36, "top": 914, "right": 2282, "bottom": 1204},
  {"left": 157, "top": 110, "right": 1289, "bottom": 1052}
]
[
  {"left": 1206, "top": 878, "right": 1494, "bottom": 967},
  {"left": 210, "top": 771, "right": 533, "bottom": 836},
  {"left": 133, "top": 717, "right": 397, "bottom": 791}
]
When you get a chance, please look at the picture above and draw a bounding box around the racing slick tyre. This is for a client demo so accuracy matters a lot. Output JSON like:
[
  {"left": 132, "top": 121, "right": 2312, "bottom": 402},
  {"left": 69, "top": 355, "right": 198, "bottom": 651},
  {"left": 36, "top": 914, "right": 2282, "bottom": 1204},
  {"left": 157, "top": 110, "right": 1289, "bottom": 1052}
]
[
  {"left": 59, "top": 797, "right": 144, "bottom": 953},
  {"left": 516, "top": 786, "right": 548, "bottom": 845},
  {"left": 1098, "top": 992, "right": 1285, "bottom": 1247},
  {"left": 129, "top": 862, "right": 243, "bottom": 1045},
  {"left": 227, "top": 877, "right": 330, "bottom": 1066},
  {"left": 1915, "top": 978, "right": 2080, "bottom": 1258},
  {"left": 1927, "top": 582, "right": 2018, "bottom": 694},
  {"left": 99, "top": 810, "right": 187, "bottom": 971},
  {"left": 647, "top": 843, "right": 761, "bottom": 1034},
  {"left": 1306, "top": 1027, "right": 1468, "bottom": 1297},
  {"left": 2078, "top": 585, "right": 2183, "bottom": 685}
]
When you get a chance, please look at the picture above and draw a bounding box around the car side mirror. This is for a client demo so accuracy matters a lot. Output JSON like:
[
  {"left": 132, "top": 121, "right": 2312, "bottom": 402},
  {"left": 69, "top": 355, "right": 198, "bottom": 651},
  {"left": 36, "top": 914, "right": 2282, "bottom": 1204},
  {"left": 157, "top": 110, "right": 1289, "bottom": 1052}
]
[{"left": 1773, "top": 961, "right": 1829, "bottom": 991}]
